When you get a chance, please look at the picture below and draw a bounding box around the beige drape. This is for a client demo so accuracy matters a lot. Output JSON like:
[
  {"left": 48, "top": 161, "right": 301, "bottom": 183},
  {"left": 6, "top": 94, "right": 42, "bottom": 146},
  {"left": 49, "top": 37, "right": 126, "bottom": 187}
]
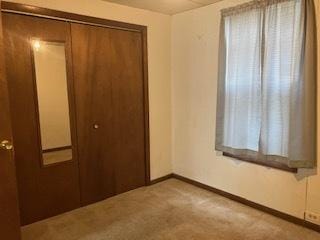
[{"left": 215, "top": 0, "right": 317, "bottom": 168}]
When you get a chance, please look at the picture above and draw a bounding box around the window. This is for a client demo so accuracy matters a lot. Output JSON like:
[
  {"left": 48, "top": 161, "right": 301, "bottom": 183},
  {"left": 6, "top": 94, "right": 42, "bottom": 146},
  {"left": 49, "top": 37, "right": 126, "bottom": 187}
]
[{"left": 215, "top": 0, "right": 317, "bottom": 170}]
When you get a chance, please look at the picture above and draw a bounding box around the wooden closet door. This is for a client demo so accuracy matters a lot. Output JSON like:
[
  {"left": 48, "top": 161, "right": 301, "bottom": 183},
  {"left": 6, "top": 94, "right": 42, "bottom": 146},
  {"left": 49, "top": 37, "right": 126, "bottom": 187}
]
[
  {"left": 71, "top": 23, "right": 147, "bottom": 205},
  {"left": 3, "top": 14, "right": 80, "bottom": 225}
]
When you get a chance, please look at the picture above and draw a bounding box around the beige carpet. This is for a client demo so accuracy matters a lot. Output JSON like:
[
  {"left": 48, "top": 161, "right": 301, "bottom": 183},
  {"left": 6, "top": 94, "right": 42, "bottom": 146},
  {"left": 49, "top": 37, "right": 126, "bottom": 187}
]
[{"left": 22, "top": 179, "right": 320, "bottom": 240}]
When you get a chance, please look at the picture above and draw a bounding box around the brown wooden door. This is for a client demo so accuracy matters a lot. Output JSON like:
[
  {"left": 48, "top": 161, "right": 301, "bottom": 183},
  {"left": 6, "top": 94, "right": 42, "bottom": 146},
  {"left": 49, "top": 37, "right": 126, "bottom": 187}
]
[
  {"left": 3, "top": 13, "right": 81, "bottom": 225},
  {"left": 0, "top": 4, "right": 21, "bottom": 239},
  {"left": 71, "top": 23, "right": 147, "bottom": 205}
]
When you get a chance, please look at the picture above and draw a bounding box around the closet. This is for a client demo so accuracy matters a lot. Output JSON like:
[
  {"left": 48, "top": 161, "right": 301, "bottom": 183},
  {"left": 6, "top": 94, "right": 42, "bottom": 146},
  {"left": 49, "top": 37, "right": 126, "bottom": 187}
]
[
  {"left": 3, "top": 8, "right": 149, "bottom": 225},
  {"left": 72, "top": 24, "right": 147, "bottom": 205}
]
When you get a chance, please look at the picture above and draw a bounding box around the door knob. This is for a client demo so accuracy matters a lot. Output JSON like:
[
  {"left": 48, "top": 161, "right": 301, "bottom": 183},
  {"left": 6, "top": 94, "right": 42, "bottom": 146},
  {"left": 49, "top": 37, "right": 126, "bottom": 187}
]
[
  {"left": 93, "top": 124, "right": 99, "bottom": 129},
  {"left": 0, "top": 140, "right": 13, "bottom": 150}
]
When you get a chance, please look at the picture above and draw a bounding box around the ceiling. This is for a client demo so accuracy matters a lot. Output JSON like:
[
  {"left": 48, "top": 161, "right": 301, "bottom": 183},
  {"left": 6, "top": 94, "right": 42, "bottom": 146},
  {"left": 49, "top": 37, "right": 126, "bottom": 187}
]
[{"left": 103, "top": 0, "right": 222, "bottom": 15}]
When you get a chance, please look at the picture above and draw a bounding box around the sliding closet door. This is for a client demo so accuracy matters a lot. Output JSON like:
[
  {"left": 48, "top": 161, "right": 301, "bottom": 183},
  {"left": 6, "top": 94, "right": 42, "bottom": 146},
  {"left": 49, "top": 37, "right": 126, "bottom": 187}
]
[
  {"left": 71, "top": 24, "right": 147, "bottom": 205},
  {"left": 3, "top": 14, "right": 80, "bottom": 225}
]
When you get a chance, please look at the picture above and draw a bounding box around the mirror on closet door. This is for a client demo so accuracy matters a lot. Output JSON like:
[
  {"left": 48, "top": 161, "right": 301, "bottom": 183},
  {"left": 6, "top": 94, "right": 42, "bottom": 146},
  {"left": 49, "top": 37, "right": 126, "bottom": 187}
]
[{"left": 32, "top": 40, "right": 73, "bottom": 166}]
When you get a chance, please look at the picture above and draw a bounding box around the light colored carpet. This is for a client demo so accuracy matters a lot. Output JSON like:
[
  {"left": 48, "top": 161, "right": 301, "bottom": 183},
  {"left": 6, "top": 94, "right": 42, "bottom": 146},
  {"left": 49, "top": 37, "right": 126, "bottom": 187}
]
[{"left": 22, "top": 179, "right": 320, "bottom": 240}]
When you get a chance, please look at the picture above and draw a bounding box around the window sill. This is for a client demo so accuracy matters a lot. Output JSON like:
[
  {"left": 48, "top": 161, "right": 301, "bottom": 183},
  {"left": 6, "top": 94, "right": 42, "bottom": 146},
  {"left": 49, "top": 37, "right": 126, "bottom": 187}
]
[{"left": 223, "top": 152, "right": 298, "bottom": 173}]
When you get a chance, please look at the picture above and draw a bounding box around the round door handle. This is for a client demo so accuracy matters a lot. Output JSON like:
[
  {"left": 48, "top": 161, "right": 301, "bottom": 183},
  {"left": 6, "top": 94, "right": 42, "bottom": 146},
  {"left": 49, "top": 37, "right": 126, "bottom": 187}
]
[
  {"left": 0, "top": 140, "right": 13, "bottom": 150},
  {"left": 93, "top": 124, "right": 99, "bottom": 129}
]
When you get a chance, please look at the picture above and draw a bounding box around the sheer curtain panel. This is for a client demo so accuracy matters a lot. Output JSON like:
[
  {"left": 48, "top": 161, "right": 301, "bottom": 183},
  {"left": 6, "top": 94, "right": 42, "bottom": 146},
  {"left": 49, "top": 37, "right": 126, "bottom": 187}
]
[{"left": 215, "top": 0, "right": 317, "bottom": 169}]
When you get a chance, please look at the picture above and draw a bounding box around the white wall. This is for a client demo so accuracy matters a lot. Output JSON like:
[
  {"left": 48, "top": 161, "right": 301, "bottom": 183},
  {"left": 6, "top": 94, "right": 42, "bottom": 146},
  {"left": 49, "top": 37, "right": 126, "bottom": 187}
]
[
  {"left": 5, "top": 0, "right": 173, "bottom": 180},
  {"left": 172, "top": 0, "right": 320, "bottom": 219},
  {"left": 306, "top": 0, "right": 320, "bottom": 217}
]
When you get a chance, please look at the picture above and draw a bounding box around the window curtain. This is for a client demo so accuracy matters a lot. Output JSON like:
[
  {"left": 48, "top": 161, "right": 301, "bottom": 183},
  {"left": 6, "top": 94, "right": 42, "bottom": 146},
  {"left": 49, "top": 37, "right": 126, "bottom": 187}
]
[{"left": 215, "top": 0, "right": 317, "bottom": 168}]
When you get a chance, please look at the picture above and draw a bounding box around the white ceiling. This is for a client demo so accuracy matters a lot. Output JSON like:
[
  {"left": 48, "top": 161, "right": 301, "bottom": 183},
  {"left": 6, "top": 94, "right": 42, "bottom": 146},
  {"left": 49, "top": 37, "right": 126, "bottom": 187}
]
[{"left": 103, "top": 0, "right": 222, "bottom": 15}]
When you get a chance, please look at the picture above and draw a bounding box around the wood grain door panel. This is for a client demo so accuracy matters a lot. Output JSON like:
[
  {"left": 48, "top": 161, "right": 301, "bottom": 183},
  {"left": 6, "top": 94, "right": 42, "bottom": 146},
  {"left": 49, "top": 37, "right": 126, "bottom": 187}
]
[
  {"left": 3, "top": 13, "right": 80, "bottom": 225},
  {"left": 71, "top": 24, "right": 114, "bottom": 204},
  {"left": 71, "top": 23, "right": 146, "bottom": 205},
  {"left": 108, "top": 28, "right": 146, "bottom": 194}
]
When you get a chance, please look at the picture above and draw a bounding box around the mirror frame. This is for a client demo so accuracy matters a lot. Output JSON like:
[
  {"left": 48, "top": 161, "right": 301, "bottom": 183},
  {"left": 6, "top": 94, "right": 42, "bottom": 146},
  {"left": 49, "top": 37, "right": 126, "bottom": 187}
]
[{"left": 30, "top": 37, "right": 78, "bottom": 168}]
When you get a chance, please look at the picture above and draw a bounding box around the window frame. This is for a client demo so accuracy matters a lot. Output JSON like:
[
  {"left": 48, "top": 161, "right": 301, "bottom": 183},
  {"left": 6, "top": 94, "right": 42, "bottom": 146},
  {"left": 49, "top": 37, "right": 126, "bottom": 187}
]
[
  {"left": 223, "top": 152, "right": 298, "bottom": 173},
  {"left": 218, "top": 0, "right": 307, "bottom": 172}
]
